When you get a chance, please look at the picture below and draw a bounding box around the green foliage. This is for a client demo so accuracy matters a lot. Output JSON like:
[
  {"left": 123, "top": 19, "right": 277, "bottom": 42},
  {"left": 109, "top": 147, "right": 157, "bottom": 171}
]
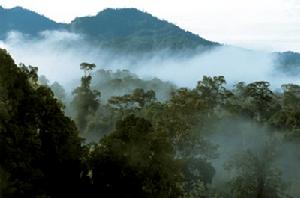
[
  {"left": 2, "top": 47, "right": 300, "bottom": 197},
  {"left": 269, "top": 84, "right": 300, "bottom": 136},
  {"left": 71, "top": 64, "right": 100, "bottom": 132},
  {"left": 181, "top": 158, "right": 215, "bottom": 198},
  {"left": 89, "top": 115, "right": 182, "bottom": 197},
  {"left": 196, "top": 76, "right": 228, "bottom": 110},
  {"left": 108, "top": 88, "right": 156, "bottom": 111},
  {"left": 226, "top": 145, "right": 285, "bottom": 198},
  {"left": 226, "top": 81, "right": 280, "bottom": 122},
  {"left": 92, "top": 69, "right": 175, "bottom": 101},
  {"left": 281, "top": 84, "right": 300, "bottom": 109},
  {"left": 0, "top": 49, "right": 83, "bottom": 197},
  {"left": 66, "top": 69, "right": 299, "bottom": 197},
  {"left": 80, "top": 63, "right": 96, "bottom": 76}
]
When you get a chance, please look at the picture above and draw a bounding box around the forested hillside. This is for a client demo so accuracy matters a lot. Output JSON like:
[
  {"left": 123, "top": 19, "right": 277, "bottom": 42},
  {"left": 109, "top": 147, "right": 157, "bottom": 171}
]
[
  {"left": 69, "top": 8, "right": 219, "bottom": 52},
  {"left": 0, "top": 6, "right": 218, "bottom": 52},
  {"left": 0, "top": 6, "right": 64, "bottom": 39},
  {"left": 1, "top": 48, "right": 300, "bottom": 197}
]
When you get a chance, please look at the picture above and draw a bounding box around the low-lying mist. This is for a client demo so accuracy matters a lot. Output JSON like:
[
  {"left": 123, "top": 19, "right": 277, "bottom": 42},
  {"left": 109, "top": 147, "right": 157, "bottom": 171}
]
[
  {"left": 1, "top": 30, "right": 299, "bottom": 91},
  {"left": 207, "top": 117, "right": 300, "bottom": 197},
  {"left": 2, "top": 37, "right": 300, "bottom": 197}
]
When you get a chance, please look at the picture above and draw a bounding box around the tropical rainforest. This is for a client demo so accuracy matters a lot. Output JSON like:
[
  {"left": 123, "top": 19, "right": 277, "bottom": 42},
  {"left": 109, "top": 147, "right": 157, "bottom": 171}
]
[
  {"left": 1, "top": 6, "right": 300, "bottom": 198},
  {"left": 1, "top": 47, "right": 300, "bottom": 198}
]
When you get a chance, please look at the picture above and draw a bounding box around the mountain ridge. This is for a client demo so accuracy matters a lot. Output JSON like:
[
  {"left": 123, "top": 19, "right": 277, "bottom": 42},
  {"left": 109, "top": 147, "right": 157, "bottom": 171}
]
[
  {"left": 1, "top": 6, "right": 300, "bottom": 73},
  {"left": 0, "top": 6, "right": 219, "bottom": 52},
  {"left": 0, "top": 6, "right": 65, "bottom": 39}
]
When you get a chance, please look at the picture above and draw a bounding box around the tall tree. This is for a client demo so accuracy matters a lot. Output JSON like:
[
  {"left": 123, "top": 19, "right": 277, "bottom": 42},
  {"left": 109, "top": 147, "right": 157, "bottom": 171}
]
[{"left": 71, "top": 63, "right": 100, "bottom": 132}]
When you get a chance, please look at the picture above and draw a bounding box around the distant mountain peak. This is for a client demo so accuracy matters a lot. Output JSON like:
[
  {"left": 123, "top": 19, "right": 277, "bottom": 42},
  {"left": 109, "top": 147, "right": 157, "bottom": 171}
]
[
  {"left": 2, "top": 6, "right": 35, "bottom": 14},
  {"left": 70, "top": 8, "right": 219, "bottom": 52},
  {"left": 0, "top": 6, "right": 65, "bottom": 39},
  {"left": 96, "top": 8, "right": 155, "bottom": 18},
  {"left": 0, "top": 6, "right": 219, "bottom": 52},
  {"left": 11, "top": 6, "right": 26, "bottom": 10},
  {"left": 100, "top": 8, "right": 144, "bottom": 13}
]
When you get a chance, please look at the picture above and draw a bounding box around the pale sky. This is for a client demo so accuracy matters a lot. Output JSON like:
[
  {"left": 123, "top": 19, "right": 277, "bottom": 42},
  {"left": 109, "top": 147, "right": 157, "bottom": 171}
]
[{"left": 2, "top": 0, "right": 300, "bottom": 52}]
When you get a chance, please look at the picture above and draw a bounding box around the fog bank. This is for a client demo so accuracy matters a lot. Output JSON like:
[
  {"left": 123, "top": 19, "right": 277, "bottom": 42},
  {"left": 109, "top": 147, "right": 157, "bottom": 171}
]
[{"left": 0, "top": 30, "right": 299, "bottom": 89}]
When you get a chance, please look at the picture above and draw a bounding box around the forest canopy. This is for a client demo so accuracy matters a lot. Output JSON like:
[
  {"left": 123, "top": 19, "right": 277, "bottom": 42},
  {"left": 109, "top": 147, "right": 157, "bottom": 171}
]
[{"left": 1, "top": 48, "right": 300, "bottom": 198}]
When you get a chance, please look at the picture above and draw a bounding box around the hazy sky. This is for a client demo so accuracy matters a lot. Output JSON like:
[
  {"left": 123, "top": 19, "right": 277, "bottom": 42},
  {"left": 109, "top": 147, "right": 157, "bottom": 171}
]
[{"left": 2, "top": 0, "right": 300, "bottom": 52}]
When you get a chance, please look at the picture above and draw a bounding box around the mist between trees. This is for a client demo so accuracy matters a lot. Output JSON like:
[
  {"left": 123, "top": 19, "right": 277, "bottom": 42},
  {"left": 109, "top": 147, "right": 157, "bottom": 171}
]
[
  {"left": 1, "top": 47, "right": 300, "bottom": 198},
  {"left": 2, "top": 30, "right": 300, "bottom": 90}
]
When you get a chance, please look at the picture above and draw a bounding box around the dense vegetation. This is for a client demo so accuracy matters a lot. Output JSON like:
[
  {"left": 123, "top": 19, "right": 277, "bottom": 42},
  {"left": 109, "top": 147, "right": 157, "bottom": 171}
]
[
  {"left": 0, "top": 49, "right": 82, "bottom": 197},
  {"left": 69, "top": 8, "right": 219, "bottom": 52},
  {"left": 1, "top": 48, "right": 300, "bottom": 197},
  {"left": 91, "top": 69, "right": 175, "bottom": 102}
]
